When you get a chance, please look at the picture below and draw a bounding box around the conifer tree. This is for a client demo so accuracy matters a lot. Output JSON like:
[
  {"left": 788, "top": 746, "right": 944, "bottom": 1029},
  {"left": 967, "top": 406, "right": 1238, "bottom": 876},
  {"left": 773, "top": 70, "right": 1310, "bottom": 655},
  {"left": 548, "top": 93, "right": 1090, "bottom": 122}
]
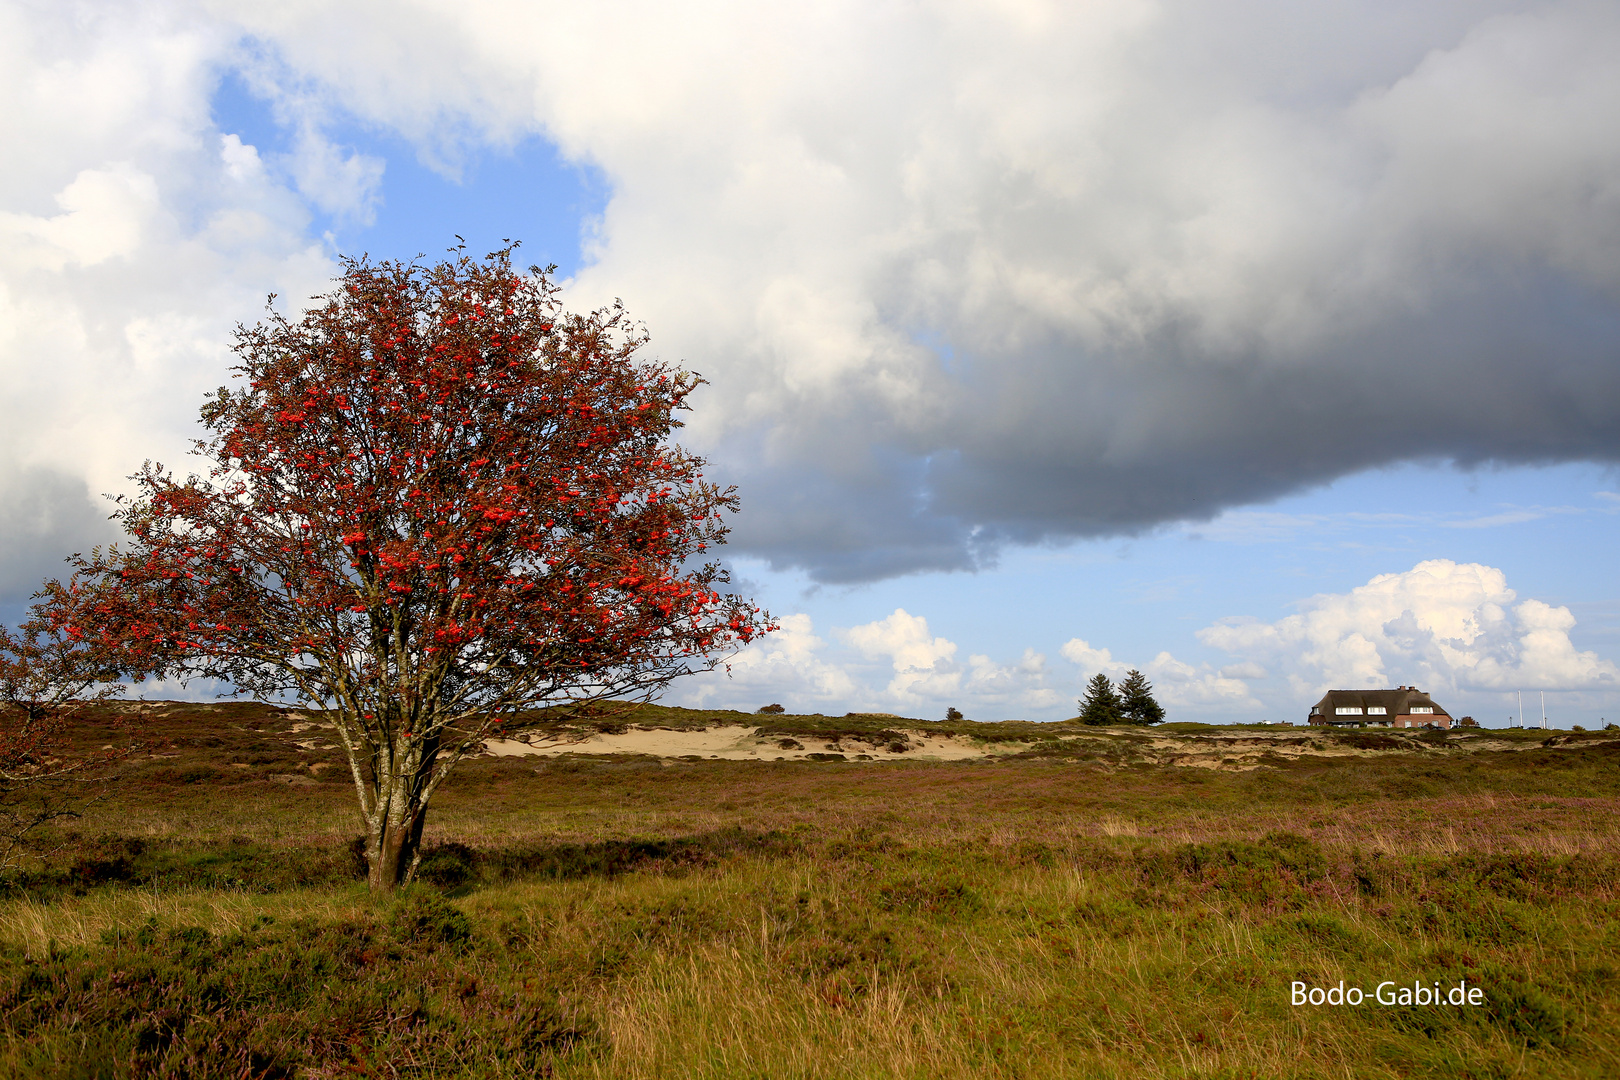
[
  {"left": 1118, "top": 669, "right": 1165, "bottom": 725},
  {"left": 1078, "top": 673, "right": 1122, "bottom": 726}
]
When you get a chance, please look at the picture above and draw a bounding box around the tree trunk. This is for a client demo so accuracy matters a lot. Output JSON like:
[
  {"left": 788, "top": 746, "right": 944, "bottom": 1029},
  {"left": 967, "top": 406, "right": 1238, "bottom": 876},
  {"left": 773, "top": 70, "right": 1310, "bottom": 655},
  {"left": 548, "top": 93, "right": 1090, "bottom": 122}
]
[
  {"left": 354, "top": 733, "right": 446, "bottom": 892},
  {"left": 367, "top": 802, "right": 427, "bottom": 891}
]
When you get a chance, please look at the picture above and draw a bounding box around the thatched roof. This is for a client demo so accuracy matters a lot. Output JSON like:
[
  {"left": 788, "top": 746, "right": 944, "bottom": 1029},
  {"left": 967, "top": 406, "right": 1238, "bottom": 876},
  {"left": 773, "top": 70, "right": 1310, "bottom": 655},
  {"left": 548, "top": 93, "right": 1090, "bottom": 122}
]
[{"left": 1309, "top": 686, "right": 1450, "bottom": 718}]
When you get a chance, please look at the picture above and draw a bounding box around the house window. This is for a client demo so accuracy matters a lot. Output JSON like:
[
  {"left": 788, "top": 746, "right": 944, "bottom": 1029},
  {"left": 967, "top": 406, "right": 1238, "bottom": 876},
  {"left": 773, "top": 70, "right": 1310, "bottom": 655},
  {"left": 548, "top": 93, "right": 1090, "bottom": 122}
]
[
  {"left": 1335, "top": 707, "right": 1363, "bottom": 715},
  {"left": 1410, "top": 706, "right": 1434, "bottom": 714},
  {"left": 1367, "top": 707, "right": 1387, "bottom": 715}
]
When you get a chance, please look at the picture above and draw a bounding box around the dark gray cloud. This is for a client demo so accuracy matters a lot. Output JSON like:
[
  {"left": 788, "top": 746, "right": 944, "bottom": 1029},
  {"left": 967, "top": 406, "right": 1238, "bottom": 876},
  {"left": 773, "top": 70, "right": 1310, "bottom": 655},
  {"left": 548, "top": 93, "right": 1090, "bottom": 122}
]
[
  {"left": 933, "top": 270, "right": 1620, "bottom": 535},
  {"left": 508, "top": 2, "right": 1620, "bottom": 581},
  {"left": 0, "top": 466, "right": 118, "bottom": 604}
]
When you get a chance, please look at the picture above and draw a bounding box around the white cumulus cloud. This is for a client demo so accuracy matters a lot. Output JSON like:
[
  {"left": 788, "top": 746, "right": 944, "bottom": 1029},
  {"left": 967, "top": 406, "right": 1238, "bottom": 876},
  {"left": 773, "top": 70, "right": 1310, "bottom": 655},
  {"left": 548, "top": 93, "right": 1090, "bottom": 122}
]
[
  {"left": 0, "top": 3, "right": 336, "bottom": 600},
  {"left": 675, "top": 613, "right": 856, "bottom": 711},
  {"left": 1144, "top": 652, "right": 1262, "bottom": 711},
  {"left": 1198, "top": 559, "right": 1620, "bottom": 694},
  {"left": 671, "top": 608, "right": 1061, "bottom": 716},
  {"left": 841, "top": 608, "right": 1057, "bottom": 712},
  {"left": 1058, "top": 637, "right": 1129, "bottom": 678}
]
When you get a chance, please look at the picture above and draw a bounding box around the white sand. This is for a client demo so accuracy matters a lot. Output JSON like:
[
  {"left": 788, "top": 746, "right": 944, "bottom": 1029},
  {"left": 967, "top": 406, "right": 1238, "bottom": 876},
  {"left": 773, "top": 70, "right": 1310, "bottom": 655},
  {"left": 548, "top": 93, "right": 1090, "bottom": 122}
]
[
  {"left": 482, "top": 725, "right": 994, "bottom": 762},
  {"left": 467, "top": 720, "right": 1591, "bottom": 768}
]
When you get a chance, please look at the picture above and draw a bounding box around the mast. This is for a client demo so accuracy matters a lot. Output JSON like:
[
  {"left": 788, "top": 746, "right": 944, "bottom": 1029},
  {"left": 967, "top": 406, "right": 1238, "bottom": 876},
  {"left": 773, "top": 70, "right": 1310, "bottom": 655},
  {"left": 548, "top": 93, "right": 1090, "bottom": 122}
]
[{"left": 1518, "top": 690, "right": 1523, "bottom": 728}]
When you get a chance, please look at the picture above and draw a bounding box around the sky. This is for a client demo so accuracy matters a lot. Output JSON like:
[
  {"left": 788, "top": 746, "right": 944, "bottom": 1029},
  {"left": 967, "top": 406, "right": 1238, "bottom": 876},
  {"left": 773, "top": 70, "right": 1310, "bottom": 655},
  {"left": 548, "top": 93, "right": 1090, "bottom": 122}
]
[{"left": 2, "top": 0, "right": 1618, "bottom": 727}]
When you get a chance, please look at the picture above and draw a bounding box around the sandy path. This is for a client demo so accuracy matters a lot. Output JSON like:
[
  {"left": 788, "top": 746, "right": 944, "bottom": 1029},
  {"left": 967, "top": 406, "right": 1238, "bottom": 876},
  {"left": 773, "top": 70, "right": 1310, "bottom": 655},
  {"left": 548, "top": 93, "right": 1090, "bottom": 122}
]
[{"left": 482, "top": 725, "right": 992, "bottom": 762}]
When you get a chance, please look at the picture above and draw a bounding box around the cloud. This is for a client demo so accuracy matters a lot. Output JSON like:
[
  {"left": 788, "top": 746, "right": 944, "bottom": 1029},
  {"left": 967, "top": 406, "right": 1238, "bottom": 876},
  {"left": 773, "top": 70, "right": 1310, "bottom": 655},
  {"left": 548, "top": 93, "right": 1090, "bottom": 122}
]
[
  {"left": 226, "top": 0, "right": 1620, "bottom": 581},
  {"left": 839, "top": 607, "right": 1059, "bottom": 710},
  {"left": 6, "top": 1, "right": 1620, "bottom": 592},
  {"left": 841, "top": 609, "right": 1054, "bottom": 710},
  {"left": 284, "top": 130, "right": 384, "bottom": 223},
  {"left": 0, "top": 465, "right": 119, "bottom": 600},
  {"left": 0, "top": 3, "right": 334, "bottom": 600},
  {"left": 0, "top": 164, "right": 161, "bottom": 268},
  {"left": 1058, "top": 638, "right": 1129, "bottom": 678},
  {"left": 845, "top": 608, "right": 957, "bottom": 692},
  {"left": 671, "top": 607, "right": 1061, "bottom": 716},
  {"left": 1198, "top": 559, "right": 1620, "bottom": 694},
  {"left": 1144, "top": 652, "right": 1263, "bottom": 711},
  {"left": 675, "top": 613, "right": 856, "bottom": 710}
]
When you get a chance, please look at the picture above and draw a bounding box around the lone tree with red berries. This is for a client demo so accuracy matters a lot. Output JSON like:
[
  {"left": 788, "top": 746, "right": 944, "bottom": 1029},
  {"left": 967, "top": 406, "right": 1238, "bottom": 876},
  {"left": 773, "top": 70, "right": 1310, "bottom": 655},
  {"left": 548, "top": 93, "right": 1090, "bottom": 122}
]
[{"left": 51, "top": 247, "right": 771, "bottom": 890}]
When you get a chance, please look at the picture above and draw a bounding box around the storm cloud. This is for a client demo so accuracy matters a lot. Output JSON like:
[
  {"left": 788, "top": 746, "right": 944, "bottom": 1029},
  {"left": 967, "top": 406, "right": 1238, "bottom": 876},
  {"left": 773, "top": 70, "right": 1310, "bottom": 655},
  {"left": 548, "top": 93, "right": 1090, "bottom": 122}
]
[{"left": 3, "top": 0, "right": 1618, "bottom": 592}]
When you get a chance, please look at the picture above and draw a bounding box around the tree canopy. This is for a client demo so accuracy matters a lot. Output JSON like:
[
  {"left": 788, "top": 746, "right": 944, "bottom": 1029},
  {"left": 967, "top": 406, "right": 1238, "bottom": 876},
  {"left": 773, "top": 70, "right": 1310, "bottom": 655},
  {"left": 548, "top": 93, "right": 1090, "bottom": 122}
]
[
  {"left": 47, "top": 247, "right": 771, "bottom": 888},
  {"left": 1118, "top": 669, "right": 1165, "bottom": 725},
  {"left": 1078, "top": 673, "right": 1122, "bottom": 726}
]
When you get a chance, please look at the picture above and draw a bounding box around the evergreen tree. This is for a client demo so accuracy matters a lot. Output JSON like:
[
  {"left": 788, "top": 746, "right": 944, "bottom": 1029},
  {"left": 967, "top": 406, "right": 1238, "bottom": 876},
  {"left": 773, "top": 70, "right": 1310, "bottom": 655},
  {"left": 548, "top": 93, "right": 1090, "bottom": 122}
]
[
  {"left": 1118, "top": 669, "right": 1165, "bottom": 725},
  {"left": 1078, "top": 673, "right": 1122, "bottom": 725}
]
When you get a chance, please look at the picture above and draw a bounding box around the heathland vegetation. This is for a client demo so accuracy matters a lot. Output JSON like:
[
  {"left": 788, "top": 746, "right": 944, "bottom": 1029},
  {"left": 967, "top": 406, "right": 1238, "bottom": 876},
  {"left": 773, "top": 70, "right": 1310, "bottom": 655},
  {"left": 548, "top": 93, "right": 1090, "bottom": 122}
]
[{"left": 1, "top": 699, "right": 1615, "bottom": 1078}]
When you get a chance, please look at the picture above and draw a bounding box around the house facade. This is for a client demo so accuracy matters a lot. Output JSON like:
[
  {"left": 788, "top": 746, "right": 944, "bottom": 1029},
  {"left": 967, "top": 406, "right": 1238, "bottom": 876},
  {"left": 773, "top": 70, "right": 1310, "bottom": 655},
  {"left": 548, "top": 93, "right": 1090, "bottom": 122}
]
[{"left": 1306, "top": 686, "right": 1453, "bottom": 729}]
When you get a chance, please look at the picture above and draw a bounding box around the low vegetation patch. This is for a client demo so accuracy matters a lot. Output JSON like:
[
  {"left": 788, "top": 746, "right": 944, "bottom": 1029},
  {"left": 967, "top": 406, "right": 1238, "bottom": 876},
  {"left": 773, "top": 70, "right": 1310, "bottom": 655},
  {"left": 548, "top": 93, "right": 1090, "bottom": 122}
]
[{"left": 4, "top": 892, "right": 591, "bottom": 1078}]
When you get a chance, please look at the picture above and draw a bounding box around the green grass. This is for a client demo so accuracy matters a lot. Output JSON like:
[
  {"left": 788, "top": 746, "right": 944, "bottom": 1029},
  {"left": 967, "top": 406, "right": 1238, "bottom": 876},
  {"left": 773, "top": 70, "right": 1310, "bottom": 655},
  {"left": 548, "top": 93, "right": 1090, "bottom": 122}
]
[{"left": 2, "top": 701, "right": 1618, "bottom": 1077}]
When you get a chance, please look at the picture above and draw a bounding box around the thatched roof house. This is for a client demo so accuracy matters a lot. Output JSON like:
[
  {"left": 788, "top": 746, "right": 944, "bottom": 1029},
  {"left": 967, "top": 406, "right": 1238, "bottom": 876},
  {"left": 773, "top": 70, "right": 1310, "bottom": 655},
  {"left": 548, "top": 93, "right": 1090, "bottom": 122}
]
[{"left": 1306, "top": 686, "right": 1452, "bottom": 729}]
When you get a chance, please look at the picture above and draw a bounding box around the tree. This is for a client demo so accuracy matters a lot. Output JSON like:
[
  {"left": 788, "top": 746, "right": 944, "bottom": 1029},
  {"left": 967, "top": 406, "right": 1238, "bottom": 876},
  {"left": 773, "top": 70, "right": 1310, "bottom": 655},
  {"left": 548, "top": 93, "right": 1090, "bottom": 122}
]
[
  {"left": 944, "top": 707, "right": 964, "bottom": 722},
  {"left": 1117, "top": 669, "right": 1165, "bottom": 725},
  {"left": 51, "top": 247, "right": 772, "bottom": 890},
  {"left": 1078, "top": 673, "right": 1121, "bottom": 726},
  {"left": 0, "top": 586, "right": 146, "bottom": 873}
]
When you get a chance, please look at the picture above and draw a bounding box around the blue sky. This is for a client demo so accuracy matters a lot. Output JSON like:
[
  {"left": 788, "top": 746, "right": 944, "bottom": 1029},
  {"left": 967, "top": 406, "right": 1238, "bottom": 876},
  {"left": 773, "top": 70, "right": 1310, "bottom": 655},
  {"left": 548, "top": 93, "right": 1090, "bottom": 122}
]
[
  {"left": 4, "top": 1, "right": 1619, "bottom": 727},
  {"left": 210, "top": 71, "right": 609, "bottom": 280}
]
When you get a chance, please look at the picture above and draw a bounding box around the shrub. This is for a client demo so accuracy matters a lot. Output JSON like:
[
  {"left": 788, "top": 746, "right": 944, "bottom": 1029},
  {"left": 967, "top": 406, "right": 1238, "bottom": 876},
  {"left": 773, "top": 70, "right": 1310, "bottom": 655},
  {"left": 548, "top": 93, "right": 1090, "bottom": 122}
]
[{"left": 415, "top": 841, "right": 478, "bottom": 889}]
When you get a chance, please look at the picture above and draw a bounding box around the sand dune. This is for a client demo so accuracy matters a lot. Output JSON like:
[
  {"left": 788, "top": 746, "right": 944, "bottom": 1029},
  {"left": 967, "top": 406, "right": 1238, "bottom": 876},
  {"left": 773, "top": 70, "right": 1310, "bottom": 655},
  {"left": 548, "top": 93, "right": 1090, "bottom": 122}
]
[{"left": 482, "top": 725, "right": 990, "bottom": 762}]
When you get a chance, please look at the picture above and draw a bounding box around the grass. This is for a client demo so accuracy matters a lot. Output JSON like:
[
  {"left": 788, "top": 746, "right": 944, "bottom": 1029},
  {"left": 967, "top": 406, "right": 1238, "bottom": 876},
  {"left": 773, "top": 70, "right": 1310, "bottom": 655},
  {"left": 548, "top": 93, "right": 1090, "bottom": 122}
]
[{"left": 1, "top": 701, "right": 1617, "bottom": 1077}]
